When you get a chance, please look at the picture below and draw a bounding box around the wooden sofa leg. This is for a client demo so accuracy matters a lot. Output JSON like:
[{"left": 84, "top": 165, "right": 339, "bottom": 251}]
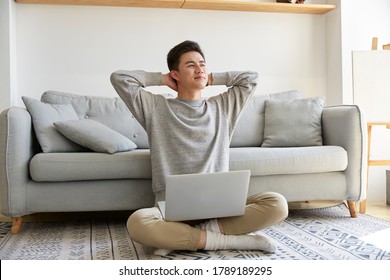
[
  {"left": 347, "top": 200, "right": 358, "bottom": 218},
  {"left": 11, "top": 217, "right": 23, "bottom": 234}
]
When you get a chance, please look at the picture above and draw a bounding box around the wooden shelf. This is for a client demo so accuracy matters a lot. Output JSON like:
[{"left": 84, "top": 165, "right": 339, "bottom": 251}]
[
  {"left": 15, "top": 0, "right": 185, "bottom": 8},
  {"left": 14, "top": 0, "right": 336, "bottom": 14},
  {"left": 182, "top": 1, "right": 335, "bottom": 14}
]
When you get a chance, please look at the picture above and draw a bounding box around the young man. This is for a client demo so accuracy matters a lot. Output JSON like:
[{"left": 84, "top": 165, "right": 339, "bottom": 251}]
[{"left": 111, "top": 40, "right": 288, "bottom": 256}]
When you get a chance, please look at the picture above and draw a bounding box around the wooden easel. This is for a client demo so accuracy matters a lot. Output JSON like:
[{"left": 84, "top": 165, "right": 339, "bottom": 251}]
[
  {"left": 362, "top": 122, "right": 390, "bottom": 213},
  {"left": 360, "top": 37, "right": 390, "bottom": 213},
  {"left": 372, "top": 37, "right": 378, "bottom": 50}
]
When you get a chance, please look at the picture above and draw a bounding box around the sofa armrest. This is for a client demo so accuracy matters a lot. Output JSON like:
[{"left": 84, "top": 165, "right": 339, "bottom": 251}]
[
  {"left": 322, "top": 105, "right": 367, "bottom": 202},
  {"left": 0, "top": 107, "right": 39, "bottom": 217}
]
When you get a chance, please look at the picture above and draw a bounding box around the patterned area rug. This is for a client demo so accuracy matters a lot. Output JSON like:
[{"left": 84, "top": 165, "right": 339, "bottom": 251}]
[{"left": 1, "top": 205, "right": 390, "bottom": 260}]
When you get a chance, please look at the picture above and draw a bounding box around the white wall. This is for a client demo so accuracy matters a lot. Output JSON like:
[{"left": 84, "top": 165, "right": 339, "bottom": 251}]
[
  {"left": 325, "top": 0, "right": 342, "bottom": 105},
  {"left": 339, "top": 0, "right": 390, "bottom": 202},
  {"left": 13, "top": 3, "right": 327, "bottom": 106},
  {"left": 341, "top": 0, "right": 390, "bottom": 105},
  {"left": 326, "top": 0, "right": 390, "bottom": 106},
  {"left": 0, "top": 0, "right": 16, "bottom": 112},
  {"left": 4, "top": 0, "right": 390, "bottom": 203}
]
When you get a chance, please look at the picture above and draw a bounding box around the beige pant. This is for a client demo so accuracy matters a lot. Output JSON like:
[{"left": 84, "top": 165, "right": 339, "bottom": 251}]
[{"left": 127, "top": 192, "right": 288, "bottom": 251}]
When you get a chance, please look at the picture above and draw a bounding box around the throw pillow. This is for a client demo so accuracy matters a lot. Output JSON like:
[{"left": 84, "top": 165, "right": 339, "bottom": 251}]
[
  {"left": 53, "top": 119, "right": 137, "bottom": 154},
  {"left": 22, "top": 96, "right": 85, "bottom": 152},
  {"left": 261, "top": 97, "right": 324, "bottom": 147}
]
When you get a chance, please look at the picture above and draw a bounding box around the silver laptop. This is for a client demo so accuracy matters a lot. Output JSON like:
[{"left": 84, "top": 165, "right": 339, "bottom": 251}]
[{"left": 157, "top": 170, "right": 250, "bottom": 221}]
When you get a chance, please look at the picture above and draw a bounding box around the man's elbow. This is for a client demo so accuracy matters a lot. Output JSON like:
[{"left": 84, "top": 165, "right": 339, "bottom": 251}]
[{"left": 110, "top": 71, "right": 121, "bottom": 86}]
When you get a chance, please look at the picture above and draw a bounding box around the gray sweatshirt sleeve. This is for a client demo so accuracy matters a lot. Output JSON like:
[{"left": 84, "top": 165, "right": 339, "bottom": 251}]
[
  {"left": 210, "top": 71, "right": 258, "bottom": 133},
  {"left": 110, "top": 70, "right": 163, "bottom": 129}
]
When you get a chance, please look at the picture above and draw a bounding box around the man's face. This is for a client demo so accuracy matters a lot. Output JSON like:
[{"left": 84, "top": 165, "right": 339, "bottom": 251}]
[{"left": 172, "top": 51, "right": 208, "bottom": 91}]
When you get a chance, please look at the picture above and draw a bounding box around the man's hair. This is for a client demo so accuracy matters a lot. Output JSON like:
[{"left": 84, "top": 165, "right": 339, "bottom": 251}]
[{"left": 167, "top": 40, "right": 205, "bottom": 71}]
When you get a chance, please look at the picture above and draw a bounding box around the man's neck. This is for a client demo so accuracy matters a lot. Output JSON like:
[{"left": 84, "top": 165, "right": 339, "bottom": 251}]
[{"left": 177, "top": 89, "right": 202, "bottom": 101}]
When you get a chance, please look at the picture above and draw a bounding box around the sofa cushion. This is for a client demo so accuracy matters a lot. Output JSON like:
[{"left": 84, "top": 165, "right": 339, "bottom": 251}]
[
  {"left": 54, "top": 119, "right": 137, "bottom": 154},
  {"left": 41, "top": 91, "right": 150, "bottom": 148},
  {"left": 22, "top": 96, "right": 86, "bottom": 153},
  {"left": 230, "top": 90, "right": 302, "bottom": 147},
  {"left": 262, "top": 97, "right": 324, "bottom": 147},
  {"left": 30, "top": 146, "right": 347, "bottom": 182},
  {"left": 41, "top": 90, "right": 303, "bottom": 149},
  {"left": 229, "top": 146, "right": 347, "bottom": 176},
  {"left": 30, "top": 149, "right": 152, "bottom": 182}
]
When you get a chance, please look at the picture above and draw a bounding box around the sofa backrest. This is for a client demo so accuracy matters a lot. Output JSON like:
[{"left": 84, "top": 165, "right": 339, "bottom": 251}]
[
  {"left": 41, "top": 90, "right": 302, "bottom": 149},
  {"left": 42, "top": 91, "right": 150, "bottom": 148}
]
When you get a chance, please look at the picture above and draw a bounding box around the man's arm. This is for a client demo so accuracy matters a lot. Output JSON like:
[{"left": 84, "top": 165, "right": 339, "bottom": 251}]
[
  {"left": 110, "top": 70, "right": 164, "bottom": 128},
  {"left": 161, "top": 73, "right": 178, "bottom": 92},
  {"left": 210, "top": 71, "right": 258, "bottom": 132},
  {"left": 211, "top": 71, "right": 258, "bottom": 92}
]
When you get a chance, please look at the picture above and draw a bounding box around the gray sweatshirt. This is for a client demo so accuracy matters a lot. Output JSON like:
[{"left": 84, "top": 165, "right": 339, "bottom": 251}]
[{"left": 110, "top": 70, "right": 258, "bottom": 202}]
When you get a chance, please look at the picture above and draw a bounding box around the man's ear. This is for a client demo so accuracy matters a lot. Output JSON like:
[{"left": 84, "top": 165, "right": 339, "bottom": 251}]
[{"left": 170, "top": 70, "right": 179, "bottom": 81}]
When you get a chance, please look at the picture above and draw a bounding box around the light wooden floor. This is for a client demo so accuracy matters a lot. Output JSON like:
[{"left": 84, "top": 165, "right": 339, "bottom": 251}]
[
  {"left": 290, "top": 200, "right": 390, "bottom": 221},
  {"left": 364, "top": 201, "right": 390, "bottom": 221},
  {"left": 1, "top": 201, "right": 389, "bottom": 222}
]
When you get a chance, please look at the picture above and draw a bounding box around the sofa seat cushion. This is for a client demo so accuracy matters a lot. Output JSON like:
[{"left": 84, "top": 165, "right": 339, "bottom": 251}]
[
  {"left": 30, "top": 149, "right": 152, "bottom": 182},
  {"left": 229, "top": 146, "right": 348, "bottom": 176},
  {"left": 30, "top": 146, "right": 348, "bottom": 182}
]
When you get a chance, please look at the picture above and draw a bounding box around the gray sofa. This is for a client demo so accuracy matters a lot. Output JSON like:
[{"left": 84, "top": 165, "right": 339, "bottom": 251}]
[{"left": 0, "top": 90, "right": 367, "bottom": 234}]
